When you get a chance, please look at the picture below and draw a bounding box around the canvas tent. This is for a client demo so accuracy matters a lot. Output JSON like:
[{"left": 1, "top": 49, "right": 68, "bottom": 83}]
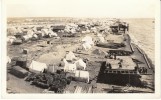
[
  {"left": 92, "top": 49, "right": 107, "bottom": 56},
  {"left": 7, "top": 27, "right": 17, "bottom": 35},
  {"left": 82, "top": 36, "right": 93, "bottom": 42},
  {"left": 27, "top": 29, "right": 34, "bottom": 37},
  {"left": 29, "top": 60, "right": 47, "bottom": 72},
  {"left": 75, "top": 59, "right": 86, "bottom": 70},
  {"left": 82, "top": 36, "right": 94, "bottom": 46},
  {"left": 7, "top": 56, "right": 11, "bottom": 64},
  {"left": 41, "top": 28, "right": 49, "bottom": 36},
  {"left": 75, "top": 70, "right": 89, "bottom": 83},
  {"left": 98, "top": 36, "right": 105, "bottom": 43},
  {"left": 7, "top": 36, "right": 16, "bottom": 44},
  {"left": 22, "top": 35, "right": 31, "bottom": 41},
  {"left": 81, "top": 36, "right": 94, "bottom": 51},
  {"left": 65, "top": 51, "right": 76, "bottom": 61},
  {"left": 48, "top": 30, "right": 58, "bottom": 37},
  {"left": 63, "top": 58, "right": 77, "bottom": 73},
  {"left": 82, "top": 42, "right": 92, "bottom": 50}
]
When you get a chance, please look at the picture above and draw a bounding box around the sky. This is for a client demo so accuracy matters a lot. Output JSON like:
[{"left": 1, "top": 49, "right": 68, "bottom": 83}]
[{"left": 6, "top": 0, "right": 156, "bottom": 18}]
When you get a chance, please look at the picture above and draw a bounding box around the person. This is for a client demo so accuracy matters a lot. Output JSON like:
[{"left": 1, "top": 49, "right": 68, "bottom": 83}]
[
  {"left": 109, "top": 54, "right": 113, "bottom": 59},
  {"left": 119, "top": 63, "right": 122, "bottom": 68},
  {"left": 127, "top": 24, "right": 129, "bottom": 31},
  {"left": 109, "top": 63, "right": 112, "bottom": 69},
  {"left": 134, "top": 66, "right": 138, "bottom": 71},
  {"left": 114, "top": 54, "right": 116, "bottom": 60},
  {"left": 143, "top": 67, "right": 146, "bottom": 74},
  {"left": 145, "top": 68, "right": 147, "bottom": 74},
  {"left": 120, "top": 59, "right": 123, "bottom": 63}
]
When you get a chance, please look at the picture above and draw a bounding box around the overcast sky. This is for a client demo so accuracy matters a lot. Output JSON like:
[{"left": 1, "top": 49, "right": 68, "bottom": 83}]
[{"left": 6, "top": 0, "right": 156, "bottom": 18}]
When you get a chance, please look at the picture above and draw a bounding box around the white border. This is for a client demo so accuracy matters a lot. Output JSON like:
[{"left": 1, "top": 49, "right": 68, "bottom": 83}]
[{"left": 1, "top": 0, "right": 161, "bottom": 99}]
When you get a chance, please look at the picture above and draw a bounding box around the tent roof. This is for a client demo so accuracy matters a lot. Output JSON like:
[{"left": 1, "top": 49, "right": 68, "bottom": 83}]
[
  {"left": 65, "top": 51, "right": 76, "bottom": 61},
  {"left": 82, "top": 36, "right": 93, "bottom": 42},
  {"left": 29, "top": 60, "right": 47, "bottom": 72},
  {"left": 106, "top": 34, "right": 124, "bottom": 43}
]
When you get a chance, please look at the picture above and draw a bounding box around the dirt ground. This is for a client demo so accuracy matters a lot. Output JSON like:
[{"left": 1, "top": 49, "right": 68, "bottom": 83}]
[{"left": 7, "top": 18, "right": 155, "bottom": 93}]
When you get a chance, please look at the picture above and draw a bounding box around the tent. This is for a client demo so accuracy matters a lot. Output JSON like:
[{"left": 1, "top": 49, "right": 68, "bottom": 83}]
[
  {"left": 75, "top": 59, "right": 86, "bottom": 70},
  {"left": 65, "top": 51, "right": 76, "bottom": 61},
  {"left": 82, "top": 36, "right": 93, "bottom": 42},
  {"left": 82, "top": 36, "right": 94, "bottom": 46},
  {"left": 82, "top": 42, "right": 92, "bottom": 50},
  {"left": 7, "top": 36, "right": 16, "bottom": 44},
  {"left": 48, "top": 31, "right": 58, "bottom": 37},
  {"left": 97, "top": 33, "right": 103, "bottom": 37},
  {"left": 27, "top": 29, "right": 34, "bottom": 36},
  {"left": 16, "top": 27, "right": 23, "bottom": 33},
  {"left": 29, "top": 60, "right": 47, "bottom": 72},
  {"left": 22, "top": 35, "right": 30, "bottom": 41},
  {"left": 63, "top": 58, "right": 77, "bottom": 73},
  {"left": 75, "top": 70, "right": 89, "bottom": 83},
  {"left": 35, "top": 31, "right": 44, "bottom": 37},
  {"left": 7, "top": 56, "right": 11, "bottom": 64},
  {"left": 33, "top": 33, "right": 38, "bottom": 39},
  {"left": 98, "top": 37, "right": 105, "bottom": 43},
  {"left": 32, "top": 26, "right": 37, "bottom": 32},
  {"left": 41, "top": 28, "right": 49, "bottom": 36},
  {"left": 92, "top": 49, "right": 107, "bottom": 56},
  {"left": 47, "top": 64, "right": 55, "bottom": 73}
]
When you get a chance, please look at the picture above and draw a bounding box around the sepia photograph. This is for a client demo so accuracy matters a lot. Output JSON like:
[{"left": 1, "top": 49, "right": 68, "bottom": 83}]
[{"left": 1, "top": 0, "right": 161, "bottom": 99}]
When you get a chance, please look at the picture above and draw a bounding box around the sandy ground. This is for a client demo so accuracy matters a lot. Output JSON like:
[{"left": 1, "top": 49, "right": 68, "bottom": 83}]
[{"left": 7, "top": 73, "right": 44, "bottom": 93}]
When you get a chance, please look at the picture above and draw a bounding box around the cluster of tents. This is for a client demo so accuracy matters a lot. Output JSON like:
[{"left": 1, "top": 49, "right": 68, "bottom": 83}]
[
  {"left": 7, "top": 18, "right": 120, "bottom": 45},
  {"left": 81, "top": 36, "right": 94, "bottom": 51},
  {"left": 62, "top": 51, "right": 89, "bottom": 83},
  {"left": 64, "top": 23, "right": 78, "bottom": 34},
  {"left": 7, "top": 26, "right": 59, "bottom": 44},
  {"left": 27, "top": 51, "right": 89, "bottom": 83}
]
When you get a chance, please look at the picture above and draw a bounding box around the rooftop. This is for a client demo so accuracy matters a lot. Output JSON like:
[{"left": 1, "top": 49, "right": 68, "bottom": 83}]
[
  {"left": 106, "top": 56, "right": 136, "bottom": 70},
  {"left": 106, "top": 34, "right": 124, "bottom": 43}
]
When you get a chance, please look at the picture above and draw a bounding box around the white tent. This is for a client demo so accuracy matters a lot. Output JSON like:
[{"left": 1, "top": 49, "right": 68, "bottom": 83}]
[
  {"left": 7, "top": 27, "right": 17, "bottom": 35},
  {"left": 47, "top": 65, "right": 55, "bottom": 73},
  {"left": 32, "top": 27, "right": 37, "bottom": 32},
  {"left": 63, "top": 58, "right": 77, "bottom": 73},
  {"left": 48, "top": 30, "right": 58, "bottom": 37},
  {"left": 97, "top": 33, "right": 103, "bottom": 37},
  {"left": 7, "top": 36, "right": 16, "bottom": 44},
  {"left": 82, "top": 36, "right": 94, "bottom": 46},
  {"left": 65, "top": 51, "right": 76, "bottom": 61},
  {"left": 41, "top": 28, "right": 49, "bottom": 36},
  {"left": 33, "top": 33, "right": 38, "bottom": 39},
  {"left": 27, "top": 29, "right": 34, "bottom": 37},
  {"left": 75, "top": 70, "right": 89, "bottom": 83},
  {"left": 75, "top": 59, "right": 86, "bottom": 70},
  {"left": 99, "top": 37, "right": 105, "bottom": 43},
  {"left": 36, "top": 31, "right": 44, "bottom": 37},
  {"left": 16, "top": 27, "right": 22, "bottom": 33},
  {"left": 82, "top": 36, "right": 93, "bottom": 42},
  {"left": 82, "top": 42, "right": 92, "bottom": 51},
  {"left": 7, "top": 56, "right": 11, "bottom": 64},
  {"left": 29, "top": 60, "right": 47, "bottom": 72},
  {"left": 22, "top": 35, "right": 31, "bottom": 41}
]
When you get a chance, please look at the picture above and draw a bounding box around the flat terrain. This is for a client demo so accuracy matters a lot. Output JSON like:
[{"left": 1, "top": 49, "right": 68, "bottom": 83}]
[{"left": 7, "top": 18, "right": 155, "bottom": 93}]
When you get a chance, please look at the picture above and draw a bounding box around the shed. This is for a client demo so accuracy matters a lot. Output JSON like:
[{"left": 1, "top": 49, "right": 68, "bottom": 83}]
[{"left": 10, "top": 66, "right": 28, "bottom": 78}]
